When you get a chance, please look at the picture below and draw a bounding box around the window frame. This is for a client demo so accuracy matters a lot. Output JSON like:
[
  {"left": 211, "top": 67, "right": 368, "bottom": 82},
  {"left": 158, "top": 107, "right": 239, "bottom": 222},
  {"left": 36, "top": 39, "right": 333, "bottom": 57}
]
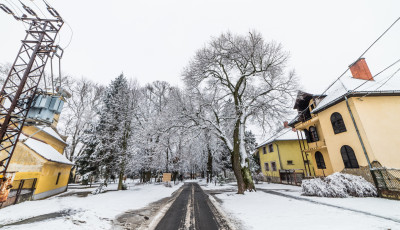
[
  {"left": 340, "top": 145, "right": 359, "bottom": 168},
  {"left": 287, "top": 160, "right": 294, "bottom": 165},
  {"left": 271, "top": 161, "right": 277, "bottom": 171},
  {"left": 268, "top": 144, "right": 274, "bottom": 153},
  {"left": 264, "top": 162, "right": 269, "bottom": 171},
  {"left": 56, "top": 172, "right": 61, "bottom": 185},
  {"left": 262, "top": 146, "right": 267, "bottom": 155},
  {"left": 315, "top": 151, "right": 326, "bottom": 169},
  {"left": 331, "top": 112, "right": 347, "bottom": 134},
  {"left": 309, "top": 126, "right": 319, "bottom": 142}
]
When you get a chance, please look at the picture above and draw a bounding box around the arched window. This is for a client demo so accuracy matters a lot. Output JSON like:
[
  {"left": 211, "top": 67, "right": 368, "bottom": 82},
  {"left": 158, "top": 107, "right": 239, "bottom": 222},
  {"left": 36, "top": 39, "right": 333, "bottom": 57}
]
[
  {"left": 309, "top": 126, "right": 319, "bottom": 142},
  {"left": 340, "top": 145, "right": 359, "bottom": 168},
  {"left": 315, "top": 151, "right": 326, "bottom": 169},
  {"left": 331, "top": 112, "right": 347, "bottom": 134}
]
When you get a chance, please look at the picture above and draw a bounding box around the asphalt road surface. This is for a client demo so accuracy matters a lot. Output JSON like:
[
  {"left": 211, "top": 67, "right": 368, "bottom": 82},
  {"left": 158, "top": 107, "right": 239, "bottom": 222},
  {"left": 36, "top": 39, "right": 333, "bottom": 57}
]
[{"left": 155, "top": 183, "right": 222, "bottom": 230}]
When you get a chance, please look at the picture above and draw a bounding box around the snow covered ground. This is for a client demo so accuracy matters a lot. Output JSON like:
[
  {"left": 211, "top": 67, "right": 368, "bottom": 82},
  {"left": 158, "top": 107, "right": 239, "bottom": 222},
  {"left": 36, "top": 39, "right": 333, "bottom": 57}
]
[
  {"left": 0, "top": 181, "right": 183, "bottom": 230},
  {"left": 209, "top": 182, "right": 400, "bottom": 230}
]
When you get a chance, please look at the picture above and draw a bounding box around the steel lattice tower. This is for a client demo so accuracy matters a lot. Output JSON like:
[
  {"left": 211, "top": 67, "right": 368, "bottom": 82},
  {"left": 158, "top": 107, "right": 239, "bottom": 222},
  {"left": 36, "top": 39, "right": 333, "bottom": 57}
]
[{"left": 0, "top": 2, "right": 64, "bottom": 177}]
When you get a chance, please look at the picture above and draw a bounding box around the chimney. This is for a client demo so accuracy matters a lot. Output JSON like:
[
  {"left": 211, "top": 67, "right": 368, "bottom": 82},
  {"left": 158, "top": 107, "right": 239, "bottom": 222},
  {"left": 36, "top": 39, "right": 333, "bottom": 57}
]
[
  {"left": 349, "top": 58, "right": 373, "bottom": 81},
  {"left": 283, "top": 121, "right": 289, "bottom": 128}
]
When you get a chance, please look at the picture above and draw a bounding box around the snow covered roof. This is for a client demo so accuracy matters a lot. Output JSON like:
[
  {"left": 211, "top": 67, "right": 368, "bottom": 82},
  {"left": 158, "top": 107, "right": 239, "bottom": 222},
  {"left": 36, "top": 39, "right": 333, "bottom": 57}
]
[
  {"left": 312, "top": 73, "right": 400, "bottom": 113},
  {"left": 40, "top": 126, "right": 67, "bottom": 145},
  {"left": 257, "top": 128, "right": 300, "bottom": 148},
  {"left": 20, "top": 135, "right": 73, "bottom": 165}
]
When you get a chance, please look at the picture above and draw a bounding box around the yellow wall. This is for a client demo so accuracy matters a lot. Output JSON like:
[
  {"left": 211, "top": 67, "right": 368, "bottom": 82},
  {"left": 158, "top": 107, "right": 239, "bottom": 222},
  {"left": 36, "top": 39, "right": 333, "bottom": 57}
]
[
  {"left": 351, "top": 96, "right": 400, "bottom": 168},
  {"left": 258, "top": 140, "right": 311, "bottom": 179},
  {"left": 35, "top": 162, "right": 72, "bottom": 194},
  {"left": 317, "top": 99, "right": 369, "bottom": 173},
  {"left": 313, "top": 95, "right": 400, "bottom": 174},
  {"left": 6, "top": 143, "right": 45, "bottom": 173},
  {"left": 22, "top": 126, "right": 67, "bottom": 153},
  {"left": 308, "top": 149, "right": 333, "bottom": 177}
]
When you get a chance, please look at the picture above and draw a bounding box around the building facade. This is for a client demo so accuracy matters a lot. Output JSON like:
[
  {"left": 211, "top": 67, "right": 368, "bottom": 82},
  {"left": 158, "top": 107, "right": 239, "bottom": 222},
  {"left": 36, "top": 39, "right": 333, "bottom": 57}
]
[
  {"left": 257, "top": 127, "right": 314, "bottom": 185},
  {"left": 1, "top": 115, "right": 73, "bottom": 207},
  {"left": 289, "top": 58, "right": 400, "bottom": 190}
]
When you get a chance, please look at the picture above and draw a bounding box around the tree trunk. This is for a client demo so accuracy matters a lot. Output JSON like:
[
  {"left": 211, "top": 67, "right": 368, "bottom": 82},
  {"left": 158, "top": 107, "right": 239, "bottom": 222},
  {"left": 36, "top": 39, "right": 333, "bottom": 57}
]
[
  {"left": 232, "top": 119, "right": 255, "bottom": 194},
  {"left": 118, "top": 171, "right": 124, "bottom": 190},
  {"left": 207, "top": 146, "right": 213, "bottom": 183}
]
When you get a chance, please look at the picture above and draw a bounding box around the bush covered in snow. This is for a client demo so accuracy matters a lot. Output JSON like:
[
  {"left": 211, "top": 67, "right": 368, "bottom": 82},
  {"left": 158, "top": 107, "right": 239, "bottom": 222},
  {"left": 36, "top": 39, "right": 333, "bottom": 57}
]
[
  {"left": 302, "top": 173, "right": 377, "bottom": 198},
  {"left": 253, "top": 172, "right": 265, "bottom": 184}
]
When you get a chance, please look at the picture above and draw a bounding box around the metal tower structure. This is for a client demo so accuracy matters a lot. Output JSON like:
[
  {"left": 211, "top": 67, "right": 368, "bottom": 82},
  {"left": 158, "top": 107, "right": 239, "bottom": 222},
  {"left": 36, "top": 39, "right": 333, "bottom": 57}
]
[{"left": 0, "top": 1, "right": 64, "bottom": 177}]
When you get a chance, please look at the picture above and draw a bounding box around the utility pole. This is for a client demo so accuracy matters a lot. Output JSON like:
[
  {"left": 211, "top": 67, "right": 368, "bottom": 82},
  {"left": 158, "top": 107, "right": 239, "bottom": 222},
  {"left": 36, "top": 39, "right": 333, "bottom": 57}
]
[{"left": 0, "top": 1, "right": 64, "bottom": 179}]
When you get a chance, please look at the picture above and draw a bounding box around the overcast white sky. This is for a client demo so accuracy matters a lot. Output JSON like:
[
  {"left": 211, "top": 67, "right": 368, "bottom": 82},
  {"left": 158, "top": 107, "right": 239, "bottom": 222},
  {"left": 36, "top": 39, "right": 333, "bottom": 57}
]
[
  {"left": 1, "top": 0, "right": 399, "bottom": 140},
  {"left": 1, "top": 0, "right": 399, "bottom": 93}
]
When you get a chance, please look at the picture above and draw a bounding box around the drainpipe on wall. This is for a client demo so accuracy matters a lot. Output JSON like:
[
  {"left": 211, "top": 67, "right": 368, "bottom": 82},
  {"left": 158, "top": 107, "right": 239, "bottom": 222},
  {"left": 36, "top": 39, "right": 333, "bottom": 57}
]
[
  {"left": 275, "top": 143, "right": 283, "bottom": 170},
  {"left": 344, "top": 95, "right": 381, "bottom": 194},
  {"left": 344, "top": 95, "right": 372, "bottom": 168}
]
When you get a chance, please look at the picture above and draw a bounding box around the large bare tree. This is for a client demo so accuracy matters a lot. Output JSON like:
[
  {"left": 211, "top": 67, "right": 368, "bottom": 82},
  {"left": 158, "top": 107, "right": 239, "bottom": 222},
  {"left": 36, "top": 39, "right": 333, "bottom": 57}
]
[{"left": 183, "top": 31, "right": 298, "bottom": 194}]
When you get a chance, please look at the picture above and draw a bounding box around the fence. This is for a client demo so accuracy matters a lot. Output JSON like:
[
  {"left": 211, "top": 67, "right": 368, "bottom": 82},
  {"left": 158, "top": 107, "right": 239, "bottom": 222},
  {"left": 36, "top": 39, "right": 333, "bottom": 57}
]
[
  {"left": 0, "top": 178, "right": 37, "bottom": 208},
  {"left": 279, "top": 169, "right": 304, "bottom": 186},
  {"left": 371, "top": 168, "right": 400, "bottom": 200}
]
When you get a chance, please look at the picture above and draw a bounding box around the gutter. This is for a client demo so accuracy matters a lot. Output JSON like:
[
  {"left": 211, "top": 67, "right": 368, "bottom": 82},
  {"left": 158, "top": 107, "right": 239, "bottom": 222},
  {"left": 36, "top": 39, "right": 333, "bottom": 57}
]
[{"left": 275, "top": 142, "right": 284, "bottom": 171}]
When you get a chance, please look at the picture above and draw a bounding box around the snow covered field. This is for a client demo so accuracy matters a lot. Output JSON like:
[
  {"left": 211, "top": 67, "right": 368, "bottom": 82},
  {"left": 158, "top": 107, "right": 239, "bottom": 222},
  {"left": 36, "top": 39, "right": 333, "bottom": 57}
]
[
  {"left": 0, "top": 181, "right": 183, "bottom": 230},
  {"left": 209, "top": 182, "right": 400, "bottom": 230}
]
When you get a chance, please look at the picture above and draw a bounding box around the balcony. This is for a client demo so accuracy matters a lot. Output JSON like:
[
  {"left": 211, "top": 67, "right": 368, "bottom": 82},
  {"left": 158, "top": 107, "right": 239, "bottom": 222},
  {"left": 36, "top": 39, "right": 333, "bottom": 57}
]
[
  {"left": 295, "top": 115, "right": 319, "bottom": 130},
  {"left": 302, "top": 139, "right": 327, "bottom": 153}
]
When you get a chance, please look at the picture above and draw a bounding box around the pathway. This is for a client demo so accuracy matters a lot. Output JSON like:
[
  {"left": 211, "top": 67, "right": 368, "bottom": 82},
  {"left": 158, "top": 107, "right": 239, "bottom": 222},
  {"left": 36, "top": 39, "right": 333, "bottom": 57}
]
[{"left": 155, "top": 182, "right": 228, "bottom": 230}]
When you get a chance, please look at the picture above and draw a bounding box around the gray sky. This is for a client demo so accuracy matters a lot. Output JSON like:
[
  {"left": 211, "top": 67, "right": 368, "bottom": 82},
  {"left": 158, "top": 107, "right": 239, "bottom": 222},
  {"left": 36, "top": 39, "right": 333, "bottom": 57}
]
[
  {"left": 0, "top": 0, "right": 400, "bottom": 93},
  {"left": 0, "top": 0, "right": 399, "bottom": 141},
  {"left": 1, "top": 0, "right": 399, "bottom": 93}
]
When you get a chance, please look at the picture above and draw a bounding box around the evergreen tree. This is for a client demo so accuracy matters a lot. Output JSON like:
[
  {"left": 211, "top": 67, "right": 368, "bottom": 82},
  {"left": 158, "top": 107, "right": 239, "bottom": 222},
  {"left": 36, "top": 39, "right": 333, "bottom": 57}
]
[{"left": 79, "top": 74, "right": 135, "bottom": 190}]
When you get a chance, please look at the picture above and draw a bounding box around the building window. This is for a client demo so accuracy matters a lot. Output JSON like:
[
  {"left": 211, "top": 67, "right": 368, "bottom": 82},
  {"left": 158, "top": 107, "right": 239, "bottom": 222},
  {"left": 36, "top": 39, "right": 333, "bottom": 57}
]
[
  {"left": 268, "top": 144, "right": 274, "bottom": 152},
  {"left": 287, "top": 160, "right": 294, "bottom": 165},
  {"left": 309, "top": 126, "right": 319, "bottom": 142},
  {"left": 340, "top": 145, "right": 359, "bottom": 168},
  {"left": 331, "top": 112, "right": 347, "bottom": 134},
  {"left": 315, "top": 151, "right": 326, "bottom": 169},
  {"left": 263, "top": 146, "right": 267, "bottom": 154},
  {"left": 303, "top": 129, "right": 311, "bottom": 143},
  {"left": 271, "top": 162, "right": 277, "bottom": 171},
  {"left": 56, "top": 172, "right": 61, "bottom": 185},
  {"left": 264, "top": 162, "right": 269, "bottom": 171}
]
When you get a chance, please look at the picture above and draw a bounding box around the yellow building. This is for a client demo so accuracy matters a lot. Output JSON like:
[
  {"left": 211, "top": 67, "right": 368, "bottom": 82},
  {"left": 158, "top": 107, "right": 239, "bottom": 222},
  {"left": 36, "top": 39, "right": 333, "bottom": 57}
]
[
  {"left": 1, "top": 123, "right": 72, "bottom": 206},
  {"left": 289, "top": 58, "right": 400, "bottom": 185},
  {"left": 256, "top": 127, "right": 314, "bottom": 185}
]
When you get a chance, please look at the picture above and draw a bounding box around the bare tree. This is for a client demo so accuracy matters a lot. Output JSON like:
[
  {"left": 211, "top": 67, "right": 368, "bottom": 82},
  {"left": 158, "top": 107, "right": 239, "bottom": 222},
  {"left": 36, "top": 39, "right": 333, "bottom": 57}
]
[
  {"left": 183, "top": 31, "right": 298, "bottom": 194},
  {"left": 59, "top": 77, "right": 104, "bottom": 163}
]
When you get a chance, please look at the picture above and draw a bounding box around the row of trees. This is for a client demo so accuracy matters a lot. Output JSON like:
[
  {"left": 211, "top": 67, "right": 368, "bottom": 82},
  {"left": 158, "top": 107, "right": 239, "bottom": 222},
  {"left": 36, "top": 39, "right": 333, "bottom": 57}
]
[{"left": 0, "top": 30, "right": 298, "bottom": 194}]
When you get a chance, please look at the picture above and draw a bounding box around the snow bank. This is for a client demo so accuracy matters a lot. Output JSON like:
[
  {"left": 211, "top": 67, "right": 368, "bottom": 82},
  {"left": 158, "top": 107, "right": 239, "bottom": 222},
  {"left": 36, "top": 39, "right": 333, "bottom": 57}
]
[
  {"left": 302, "top": 173, "right": 377, "bottom": 198},
  {"left": 0, "top": 182, "right": 183, "bottom": 229}
]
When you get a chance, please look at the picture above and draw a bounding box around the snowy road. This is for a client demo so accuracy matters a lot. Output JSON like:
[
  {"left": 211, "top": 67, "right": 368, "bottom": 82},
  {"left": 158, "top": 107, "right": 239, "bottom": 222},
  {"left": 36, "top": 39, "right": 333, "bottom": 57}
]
[{"left": 155, "top": 183, "right": 229, "bottom": 230}]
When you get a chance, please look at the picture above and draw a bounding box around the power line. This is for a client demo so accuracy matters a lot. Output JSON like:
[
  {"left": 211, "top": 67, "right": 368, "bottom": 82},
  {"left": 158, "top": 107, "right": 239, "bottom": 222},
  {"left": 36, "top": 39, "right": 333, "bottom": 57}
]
[
  {"left": 294, "top": 16, "right": 400, "bottom": 122},
  {"left": 30, "top": 0, "right": 48, "bottom": 19},
  {"left": 351, "top": 57, "right": 400, "bottom": 92}
]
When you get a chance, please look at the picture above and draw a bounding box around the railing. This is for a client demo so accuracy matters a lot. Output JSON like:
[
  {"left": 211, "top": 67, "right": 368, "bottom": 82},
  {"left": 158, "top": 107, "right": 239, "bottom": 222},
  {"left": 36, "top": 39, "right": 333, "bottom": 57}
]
[{"left": 371, "top": 168, "right": 400, "bottom": 199}]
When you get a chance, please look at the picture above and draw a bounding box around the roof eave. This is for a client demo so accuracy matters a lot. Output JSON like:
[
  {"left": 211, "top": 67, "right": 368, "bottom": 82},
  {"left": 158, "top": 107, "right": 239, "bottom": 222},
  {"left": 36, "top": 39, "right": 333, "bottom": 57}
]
[{"left": 312, "top": 90, "right": 400, "bottom": 114}]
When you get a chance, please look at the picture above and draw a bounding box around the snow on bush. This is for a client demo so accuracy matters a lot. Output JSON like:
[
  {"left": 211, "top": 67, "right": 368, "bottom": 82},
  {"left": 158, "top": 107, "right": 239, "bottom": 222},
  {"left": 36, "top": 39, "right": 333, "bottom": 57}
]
[
  {"left": 302, "top": 173, "right": 377, "bottom": 198},
  {"left": 253, "top": 172, "right": 265, "bottom": 184}
]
